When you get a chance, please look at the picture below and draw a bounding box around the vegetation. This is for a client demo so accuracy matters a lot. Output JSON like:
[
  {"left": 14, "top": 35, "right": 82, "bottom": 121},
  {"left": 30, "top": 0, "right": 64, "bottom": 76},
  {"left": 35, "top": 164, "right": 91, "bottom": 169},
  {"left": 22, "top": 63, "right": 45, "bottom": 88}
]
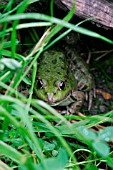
[{"left": 0, "top": 0, "right": 113, "bottom": 169}]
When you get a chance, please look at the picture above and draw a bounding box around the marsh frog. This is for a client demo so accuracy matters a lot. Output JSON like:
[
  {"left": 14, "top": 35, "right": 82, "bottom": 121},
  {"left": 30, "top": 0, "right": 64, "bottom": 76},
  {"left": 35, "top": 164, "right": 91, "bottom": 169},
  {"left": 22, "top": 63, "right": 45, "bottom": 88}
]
[{"left": 34, "top": 49, "right": 94, "bottom": 114}]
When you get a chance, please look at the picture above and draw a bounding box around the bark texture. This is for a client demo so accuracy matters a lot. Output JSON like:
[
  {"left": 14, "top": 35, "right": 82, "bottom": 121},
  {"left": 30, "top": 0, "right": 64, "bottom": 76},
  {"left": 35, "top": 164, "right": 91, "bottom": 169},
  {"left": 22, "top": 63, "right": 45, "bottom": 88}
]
[
  {"left": 55, "top": 0, "right": 113, "bottom": 28},
  {"left": 1, "top": 0, "right": 113, "bottom": 28}
]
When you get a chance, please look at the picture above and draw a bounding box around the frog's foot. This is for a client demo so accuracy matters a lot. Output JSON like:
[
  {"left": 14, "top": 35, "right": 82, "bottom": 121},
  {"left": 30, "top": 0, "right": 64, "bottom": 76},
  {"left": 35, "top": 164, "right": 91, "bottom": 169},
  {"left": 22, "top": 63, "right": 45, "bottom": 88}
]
[{"left": 68, "top": 91, "right": 85, "bottom": 114}]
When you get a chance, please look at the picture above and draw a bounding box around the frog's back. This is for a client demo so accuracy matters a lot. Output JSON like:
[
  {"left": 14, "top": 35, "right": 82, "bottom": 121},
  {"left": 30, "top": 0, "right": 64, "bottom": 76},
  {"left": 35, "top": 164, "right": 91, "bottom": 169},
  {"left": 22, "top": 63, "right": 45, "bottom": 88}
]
[{"left": 39, "top": 50, "right": 71, "bottom": 82}]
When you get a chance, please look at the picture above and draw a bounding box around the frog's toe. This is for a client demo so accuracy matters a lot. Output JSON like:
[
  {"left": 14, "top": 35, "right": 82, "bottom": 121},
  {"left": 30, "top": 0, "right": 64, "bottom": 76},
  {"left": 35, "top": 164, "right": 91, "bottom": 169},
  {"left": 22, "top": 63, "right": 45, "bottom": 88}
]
[{"left": 86, "top": 88, "right": 96, "bottom": 110}]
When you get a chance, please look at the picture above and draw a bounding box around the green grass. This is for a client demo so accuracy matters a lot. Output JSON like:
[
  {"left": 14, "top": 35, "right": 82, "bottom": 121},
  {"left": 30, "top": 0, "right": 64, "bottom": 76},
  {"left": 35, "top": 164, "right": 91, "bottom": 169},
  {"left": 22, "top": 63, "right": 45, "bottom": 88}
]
[{"left": 0, "top": 0, "right": 113, "bottom": 170}]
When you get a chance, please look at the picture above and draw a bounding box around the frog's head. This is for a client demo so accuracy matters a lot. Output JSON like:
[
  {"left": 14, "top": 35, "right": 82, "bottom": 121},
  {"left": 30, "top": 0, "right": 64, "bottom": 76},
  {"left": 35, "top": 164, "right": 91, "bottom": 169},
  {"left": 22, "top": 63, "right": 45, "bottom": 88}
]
[
  {"left": 34, "top": 50, "right": 76, "bottom": 104},
  {"left": 35, "top": 77, "right": 72, "bottom": 104}
]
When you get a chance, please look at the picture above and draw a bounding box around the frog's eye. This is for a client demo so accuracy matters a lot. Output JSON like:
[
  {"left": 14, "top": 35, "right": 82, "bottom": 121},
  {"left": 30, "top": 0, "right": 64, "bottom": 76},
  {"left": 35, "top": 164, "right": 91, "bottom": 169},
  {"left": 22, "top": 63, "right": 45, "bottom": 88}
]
[
  {"left": 58, "top": 81, "right": 66, "bottom": 90},
  {"left": 37, "top": 79, "right": 46, "bottom": 89}
]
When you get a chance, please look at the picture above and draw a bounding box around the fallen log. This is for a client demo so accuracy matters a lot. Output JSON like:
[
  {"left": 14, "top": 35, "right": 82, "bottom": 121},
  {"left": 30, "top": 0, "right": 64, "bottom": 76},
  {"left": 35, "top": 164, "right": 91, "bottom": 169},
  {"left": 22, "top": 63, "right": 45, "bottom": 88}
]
[
  {"left": 1, "top": 0, "right": 113, "bottom": 29},
  {"left": 55, "top": 0, "right": 113, "bottom": 29}
]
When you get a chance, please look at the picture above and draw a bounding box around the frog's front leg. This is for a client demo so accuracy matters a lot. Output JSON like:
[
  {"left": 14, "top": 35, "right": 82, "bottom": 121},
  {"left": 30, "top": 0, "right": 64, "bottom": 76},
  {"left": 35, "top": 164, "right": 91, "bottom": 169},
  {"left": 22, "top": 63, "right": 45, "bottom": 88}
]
[{"left": 68, "top": 91, "right": 85, "bottom": 114}]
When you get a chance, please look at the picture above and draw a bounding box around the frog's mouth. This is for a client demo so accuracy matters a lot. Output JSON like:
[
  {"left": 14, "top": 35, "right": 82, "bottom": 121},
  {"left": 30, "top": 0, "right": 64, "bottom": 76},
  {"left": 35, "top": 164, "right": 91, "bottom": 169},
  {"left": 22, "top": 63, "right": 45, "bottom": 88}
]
[
  {"left": 46, "top": 92, "right": 64, "bottom": 104},
  {"left": 35, "top": 87, "right": 71, "bottom": 104},
  {"left": 46, "top": 91, "right": 70, "bottom": 105},
  {"left": 47, "top": 92, "right": 54, "bottom": 103}
]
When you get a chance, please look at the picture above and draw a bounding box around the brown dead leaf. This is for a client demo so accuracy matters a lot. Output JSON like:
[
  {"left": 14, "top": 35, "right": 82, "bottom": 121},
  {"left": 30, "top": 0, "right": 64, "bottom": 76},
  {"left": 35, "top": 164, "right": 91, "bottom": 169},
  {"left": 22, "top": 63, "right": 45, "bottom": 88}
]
[{"left": 96, "top": 89, "right": 112, "bottom": 100}]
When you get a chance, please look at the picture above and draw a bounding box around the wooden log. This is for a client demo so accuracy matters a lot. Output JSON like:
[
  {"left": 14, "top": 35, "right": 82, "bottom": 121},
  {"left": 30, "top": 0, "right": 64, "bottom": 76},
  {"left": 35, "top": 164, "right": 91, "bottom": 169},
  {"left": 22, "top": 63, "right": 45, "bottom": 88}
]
[
  {"left": 1, "top": 0, "right": 113, "bottom": 29},
  {"left": 55, "top": 0, "right": 113, "bottom": 28}
]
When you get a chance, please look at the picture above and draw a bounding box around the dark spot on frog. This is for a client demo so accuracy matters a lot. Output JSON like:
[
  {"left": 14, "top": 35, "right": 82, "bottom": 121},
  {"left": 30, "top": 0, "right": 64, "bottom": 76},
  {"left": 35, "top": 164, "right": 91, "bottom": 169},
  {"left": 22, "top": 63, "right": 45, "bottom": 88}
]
[
  {"left": 42, "top": 62, "right": 47, "bottom": 66},
  {"left": 59, "top": 56, "right": 64, "bottom": 61},
  {"left": 52, "top": 59, "right": 57, "bottom": 64},
  {"left": 61, "top": 66, "right": 65, "bottom": 70},
  {"left": 57, "top": 71, "right": 61, "bottom": 75},
  {"left": 46, "top": 70, "right": 50, "bottom": 73}
]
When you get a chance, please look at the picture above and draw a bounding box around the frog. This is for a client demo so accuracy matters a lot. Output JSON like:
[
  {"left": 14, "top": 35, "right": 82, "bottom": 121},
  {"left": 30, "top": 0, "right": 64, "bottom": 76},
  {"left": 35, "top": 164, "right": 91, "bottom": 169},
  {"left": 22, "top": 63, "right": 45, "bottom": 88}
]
[{"left": 34, "top": 48, "right": 94, "bottom": 114}]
